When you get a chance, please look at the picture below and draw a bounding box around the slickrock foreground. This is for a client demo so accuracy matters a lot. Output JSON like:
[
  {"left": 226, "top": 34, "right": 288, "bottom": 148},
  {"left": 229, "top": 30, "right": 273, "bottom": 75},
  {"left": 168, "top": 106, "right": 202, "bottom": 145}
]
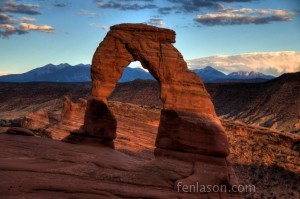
[
  {"left": 0, "top": 100, "right": 237, "bottom": 198},
  {"left": 1, "top": 101, "right": 299, "bottom": 198},
  {"left": 0, "top": 133, "right": 242, "bottom": 199}
]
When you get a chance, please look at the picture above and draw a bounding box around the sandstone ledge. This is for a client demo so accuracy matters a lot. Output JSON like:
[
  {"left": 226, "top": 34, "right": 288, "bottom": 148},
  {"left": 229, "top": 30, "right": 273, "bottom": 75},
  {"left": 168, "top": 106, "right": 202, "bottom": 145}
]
[{"left": 0, "top": 134, "right": 241, "bottom": 199}]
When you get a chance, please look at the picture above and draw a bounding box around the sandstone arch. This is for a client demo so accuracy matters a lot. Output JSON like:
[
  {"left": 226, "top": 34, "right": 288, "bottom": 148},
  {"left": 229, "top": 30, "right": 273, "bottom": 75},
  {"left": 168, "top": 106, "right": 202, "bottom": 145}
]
[{"left": 83, "top": 23, "right": 229, "bottom": 157}]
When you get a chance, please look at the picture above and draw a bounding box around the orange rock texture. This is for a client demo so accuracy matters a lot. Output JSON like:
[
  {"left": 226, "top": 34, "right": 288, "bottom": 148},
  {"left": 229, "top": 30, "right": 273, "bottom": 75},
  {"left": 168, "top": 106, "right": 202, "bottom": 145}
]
[
  {"left": 21, "top": 111, "right": 50, "bottom": 130},
  {"left": 84, "top": 23, "right": 229, "bottom": 157}
]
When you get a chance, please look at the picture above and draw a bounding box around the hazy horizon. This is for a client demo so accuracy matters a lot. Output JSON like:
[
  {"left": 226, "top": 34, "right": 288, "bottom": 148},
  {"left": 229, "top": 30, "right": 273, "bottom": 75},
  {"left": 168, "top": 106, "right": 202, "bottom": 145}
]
[{"left": 0, "top": 61, "right": 287, "bottom": 77}]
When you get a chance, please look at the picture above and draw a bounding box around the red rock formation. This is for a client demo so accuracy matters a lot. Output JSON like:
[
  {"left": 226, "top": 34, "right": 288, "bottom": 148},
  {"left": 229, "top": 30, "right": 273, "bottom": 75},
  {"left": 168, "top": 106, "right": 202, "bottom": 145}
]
[
  {"left": 77, "top": 24, "right": 240, "bottom": 192},
  {"left": 21, "top": 111, "right": 50, "bottom": 130},
  {"left": 83, "top": 23, "right": 229, "bottom": 157},
  {"left": 47, "top": 97, "right": 87, "bottom": 140},
  {"left": 61, "top": 96, "right": 87, "bottom": 125}
]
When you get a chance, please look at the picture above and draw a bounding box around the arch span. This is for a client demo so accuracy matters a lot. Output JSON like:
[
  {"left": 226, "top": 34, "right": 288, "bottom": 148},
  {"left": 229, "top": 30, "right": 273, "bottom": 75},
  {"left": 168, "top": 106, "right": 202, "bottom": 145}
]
[{"left": 83, "top": 24, "right": 229, "bottom": 157}]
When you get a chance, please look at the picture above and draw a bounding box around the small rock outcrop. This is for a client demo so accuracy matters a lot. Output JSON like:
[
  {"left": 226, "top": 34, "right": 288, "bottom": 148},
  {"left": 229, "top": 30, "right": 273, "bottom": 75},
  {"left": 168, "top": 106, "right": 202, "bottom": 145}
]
[
  {"left": 21, "top": 111, "right": 50, "bottom": 130},
  {"left": 49, "top": 97, "right": 87, "bottom": 140}
]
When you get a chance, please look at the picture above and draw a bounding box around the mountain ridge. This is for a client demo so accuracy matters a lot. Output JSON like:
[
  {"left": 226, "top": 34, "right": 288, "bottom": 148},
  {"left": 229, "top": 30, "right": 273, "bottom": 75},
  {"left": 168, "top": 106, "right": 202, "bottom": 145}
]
[
  {"left": 228, "top": 70, "right": 275, "bottom": 79},
  {"left": 0, "top": 64, "right": 275, "bottom": 83}
]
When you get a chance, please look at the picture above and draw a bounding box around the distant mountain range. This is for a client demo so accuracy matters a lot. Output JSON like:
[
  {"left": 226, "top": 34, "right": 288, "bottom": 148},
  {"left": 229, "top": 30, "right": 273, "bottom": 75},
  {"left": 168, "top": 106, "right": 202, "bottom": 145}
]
[
  {"left": 193, "top": 66, "right": 274, "bottom": 82},
  {"left": 0, "top": 64, "right": 91, "bottom": 83},
  {"left": 0, "top": 64, "right": 274, "bottom": 83},
  {"left": 193, "top": 66, "right": 227, "bottom": 82},
  {"left": 0, "top": 63, "right": 154, "bottom": 83},
  {"left": 227, "top": 71, "right": 275, "bottom": 80}
]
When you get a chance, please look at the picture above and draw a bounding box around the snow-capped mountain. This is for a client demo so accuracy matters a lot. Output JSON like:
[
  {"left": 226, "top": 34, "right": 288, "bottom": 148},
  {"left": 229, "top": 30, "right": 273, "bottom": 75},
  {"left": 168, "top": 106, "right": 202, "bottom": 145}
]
[{"left": 228, "top": 71, "right": 275, "bottom": 79}]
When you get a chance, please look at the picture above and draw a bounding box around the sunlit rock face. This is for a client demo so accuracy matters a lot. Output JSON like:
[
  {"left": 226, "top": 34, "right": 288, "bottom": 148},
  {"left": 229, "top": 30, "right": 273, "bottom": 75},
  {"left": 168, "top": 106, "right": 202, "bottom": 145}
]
[
  {"left": 21, "top": 111, "right": 50, "bottom": 130},
  {"left": 84, "top": 23, "right": 229, "bottom": 157}
]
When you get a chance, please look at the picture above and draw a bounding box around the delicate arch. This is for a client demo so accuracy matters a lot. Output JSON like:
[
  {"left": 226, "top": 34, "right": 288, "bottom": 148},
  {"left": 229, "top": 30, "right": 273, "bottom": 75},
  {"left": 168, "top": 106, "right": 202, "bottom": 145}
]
[{"left": 83, "top": 24, "right": 229, "bottom": 157}]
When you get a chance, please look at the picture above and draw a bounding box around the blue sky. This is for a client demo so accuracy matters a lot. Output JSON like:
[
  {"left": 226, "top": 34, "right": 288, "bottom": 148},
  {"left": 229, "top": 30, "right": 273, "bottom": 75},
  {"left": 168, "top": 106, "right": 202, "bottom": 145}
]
[{"left": 0, "top": 0, "right": 300, "bottom": 75}]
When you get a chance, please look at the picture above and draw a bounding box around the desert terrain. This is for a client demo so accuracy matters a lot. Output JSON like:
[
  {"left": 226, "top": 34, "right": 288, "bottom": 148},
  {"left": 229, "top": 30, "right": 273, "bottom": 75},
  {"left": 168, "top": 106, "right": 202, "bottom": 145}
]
[{"left": 0, "top": 73, "right": 299, "bottom": 198}]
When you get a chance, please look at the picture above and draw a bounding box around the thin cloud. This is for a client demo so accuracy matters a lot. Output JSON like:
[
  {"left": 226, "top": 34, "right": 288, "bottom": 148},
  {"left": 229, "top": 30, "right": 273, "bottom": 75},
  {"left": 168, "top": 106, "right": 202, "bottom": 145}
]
[
  {"left": 89, "top": 23, "right": 108, "bottom": 30},
  {"left": 19, "top": 23, "right": 54, "bottom": 33},
  {"left": 216, "top": 0, "right": 255, "bottom": 2},
  {"left": 194, "top": 5, "right": 297, "bottom": 26},
  {"left": 0, "top": 13, "right": 15, "bottom": 24},
  {"left": 147, "top": 17, "right": 164, "bottom": 27},
  {"left": 187, "top": 51, "right": 300, "bottom": 76},
  {"left": 0, "top": 24, "right": 15, "bottom": 31},
  {"left": 158, "top": 6, "right": 176, "bottom": 15},
  {"left": 0, "top": 0, "right": 41, "bottom": 15},
  {"left": 194, "top": 13, "right": 292, "bottom": 26},
  {"left": 256, "top": 9, "right": 295, "bottom": 16},
  {"left": 20, "top": 17, "right": 36, "bottom": 23},
  {"left": 79, "top": 10, "right": 99, "bottom": 16},
  {"left": 96, "top": 0, "right": 157, "bottom": 10},
  {"left": 0, "top": 24, "right": 27, "bottom": 38},
  {"left": 54, "top": 3, "right": 69, "bottom": 8},
  {"left": 161, "top": 0, "right": 256, "bottom": 14},
  {"left": 94, "top": 0, "right": 154, "bottom": 3},
  {"left": 216, "top": 5, "right": 296, "bottom": 16},
  {"left": 100, "top": 25, "right": 108, "bottom": 30},
  {"left": 0, "top": 13, "right": 26, "bottom": 38},
  {"left": 166, "top": 0, "right": 215, "bottom": 13},
  {"left": 216, "top": 6, "right": 253, "bottom": 14}
]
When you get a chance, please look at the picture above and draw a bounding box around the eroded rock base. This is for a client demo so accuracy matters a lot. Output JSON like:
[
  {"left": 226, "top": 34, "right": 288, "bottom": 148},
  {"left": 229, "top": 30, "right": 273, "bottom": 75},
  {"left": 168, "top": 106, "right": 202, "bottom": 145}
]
[
  {"left": 83, "top": 99, "right": 117, "bottom": 140},
  {"left": 63, "top": 131, "right": 115, "bottom": 149},
  {"left": 155, "top": 148, "right": 239, "bottom": 189},
  {"left": 156, "top": 109, "right": 229, "bottom": 157}
]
